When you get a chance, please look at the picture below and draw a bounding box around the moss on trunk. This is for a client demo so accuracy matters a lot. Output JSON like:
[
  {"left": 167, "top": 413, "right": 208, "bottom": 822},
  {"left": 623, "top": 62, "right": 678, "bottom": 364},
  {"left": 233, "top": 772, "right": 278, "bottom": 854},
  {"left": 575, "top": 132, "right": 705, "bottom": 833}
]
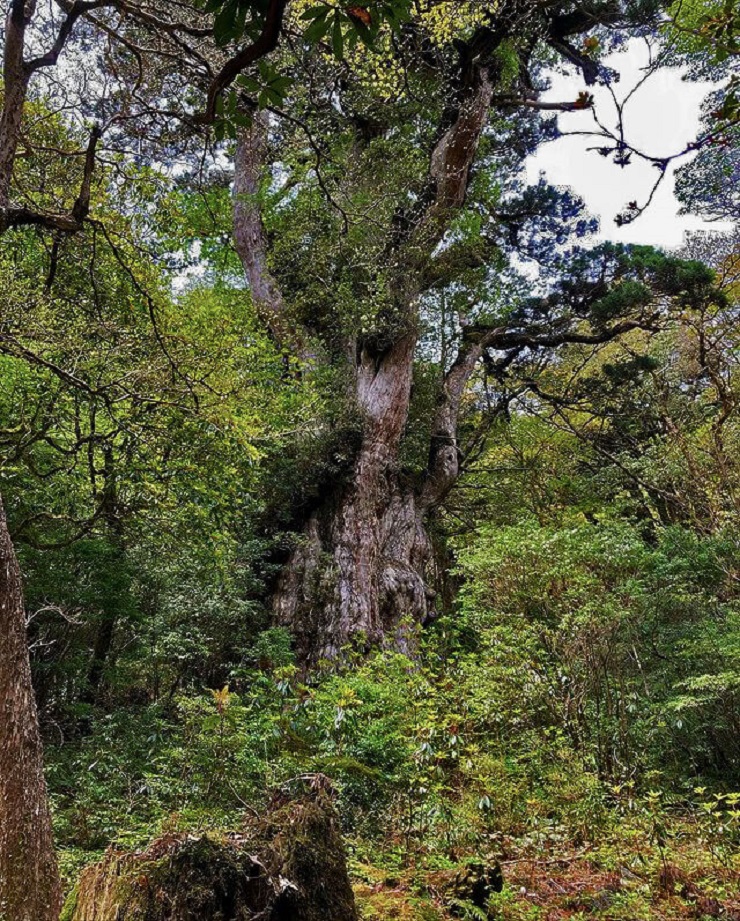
[{"left": 258, "top": 792, "right": 358, "bottom": 921}]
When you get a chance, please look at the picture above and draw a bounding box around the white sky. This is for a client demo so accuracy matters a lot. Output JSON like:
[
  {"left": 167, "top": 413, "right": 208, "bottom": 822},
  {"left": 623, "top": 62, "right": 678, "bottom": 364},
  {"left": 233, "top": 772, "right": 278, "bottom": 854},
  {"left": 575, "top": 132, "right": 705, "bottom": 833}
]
[{"left": 526, "top": 39, "right": 734, "bottom": 249}]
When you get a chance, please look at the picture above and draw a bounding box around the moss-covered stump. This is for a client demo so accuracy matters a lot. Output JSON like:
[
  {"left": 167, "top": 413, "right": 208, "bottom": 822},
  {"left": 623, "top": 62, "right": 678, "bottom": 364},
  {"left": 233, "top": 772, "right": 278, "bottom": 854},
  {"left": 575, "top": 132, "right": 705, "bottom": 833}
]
[
  {"left": 63, "top": 788, "right": 358, "bottom": 921},
  {"left": 62, "top": 837, "right": 275, "bottom": 921},
  {"left": 256, "top": 793, "right": 358, "bottom": 921}
]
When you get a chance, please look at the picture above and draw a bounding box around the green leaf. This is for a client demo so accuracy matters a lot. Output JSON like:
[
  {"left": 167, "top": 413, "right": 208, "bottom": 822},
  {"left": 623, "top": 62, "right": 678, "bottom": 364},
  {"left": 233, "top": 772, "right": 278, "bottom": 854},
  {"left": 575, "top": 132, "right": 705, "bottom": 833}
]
[
  {"left": 304, "top": 13, "right": 331, "bottom": 44},
  {"left": 213, "top": 1, "right": 238, "bottom": 45},
  {"left": 236, "top": 74, "right": 261, "bottom": 93},
  {"left": 300, "top": 4, "right": 330, "bottom": 21},
  {"left": 332, "top": 15, "right": 344, "bottom": 60}
]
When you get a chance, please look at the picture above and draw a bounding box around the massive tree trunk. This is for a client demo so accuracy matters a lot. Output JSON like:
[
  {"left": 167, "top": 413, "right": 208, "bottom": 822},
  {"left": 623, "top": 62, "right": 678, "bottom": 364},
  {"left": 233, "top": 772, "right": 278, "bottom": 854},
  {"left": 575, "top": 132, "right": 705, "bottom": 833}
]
[
  {"left": 271, "top": 333, "right": 435, "bottom": 663},
  {"left": 0, "top": 494, "right": 62, "bottom": 921},
  {"left": 269, "top": 329, "right": 489, "bottom": 663},
  {"left": 233, "top": 62, "right": 496, "bottom": 664}
]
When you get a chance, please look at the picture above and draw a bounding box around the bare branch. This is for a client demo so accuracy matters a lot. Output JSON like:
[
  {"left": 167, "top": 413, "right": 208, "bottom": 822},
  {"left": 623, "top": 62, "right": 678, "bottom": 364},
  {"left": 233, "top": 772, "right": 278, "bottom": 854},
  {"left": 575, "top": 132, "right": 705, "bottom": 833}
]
[{"left": 25, "top": 0, "right": 115, "bottom": 74}]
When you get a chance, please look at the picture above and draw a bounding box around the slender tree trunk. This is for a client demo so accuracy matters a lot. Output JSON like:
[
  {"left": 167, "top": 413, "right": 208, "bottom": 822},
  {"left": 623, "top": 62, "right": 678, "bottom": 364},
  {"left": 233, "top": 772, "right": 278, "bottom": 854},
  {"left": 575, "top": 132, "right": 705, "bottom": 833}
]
[
  {"left": 0, "top": 494, "right": 62, "bottom": 921},
  {"left": 82, "top": 445, "right": 125, "bottom": 706},
  {"left": 0, "top": 1, "right": 32, "bottom": 219}
]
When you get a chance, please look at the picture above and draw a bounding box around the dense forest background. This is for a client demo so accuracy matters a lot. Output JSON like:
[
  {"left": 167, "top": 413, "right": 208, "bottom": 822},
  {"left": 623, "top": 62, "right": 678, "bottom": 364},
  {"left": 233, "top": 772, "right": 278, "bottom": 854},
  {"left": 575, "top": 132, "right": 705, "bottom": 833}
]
[{"left": 1, "top": 1, "right": 740, "bottom": 919}]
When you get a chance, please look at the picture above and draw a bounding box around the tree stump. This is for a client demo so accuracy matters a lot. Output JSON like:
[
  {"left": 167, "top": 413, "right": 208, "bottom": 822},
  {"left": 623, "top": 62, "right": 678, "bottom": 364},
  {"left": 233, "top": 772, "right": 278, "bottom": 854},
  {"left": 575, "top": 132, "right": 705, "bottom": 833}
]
[{"left": 62, "top": 788, "right": 358, "bottom": 921}]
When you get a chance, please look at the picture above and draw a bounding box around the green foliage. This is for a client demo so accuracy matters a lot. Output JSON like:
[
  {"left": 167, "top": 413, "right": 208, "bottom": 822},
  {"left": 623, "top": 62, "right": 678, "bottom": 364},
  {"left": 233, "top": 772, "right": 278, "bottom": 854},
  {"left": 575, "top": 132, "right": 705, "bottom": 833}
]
[
  {"left": 455, "top": 513, "right": 740, "bottom": 785},
  {"left": 1, "top": 5, "right": 738, "bottom": 916},
  {"left": 297, "top": 1, "right": 412, "bottom": 53},
  {"left": 667, "top": 0, "right": 740, "bottom": 123}
]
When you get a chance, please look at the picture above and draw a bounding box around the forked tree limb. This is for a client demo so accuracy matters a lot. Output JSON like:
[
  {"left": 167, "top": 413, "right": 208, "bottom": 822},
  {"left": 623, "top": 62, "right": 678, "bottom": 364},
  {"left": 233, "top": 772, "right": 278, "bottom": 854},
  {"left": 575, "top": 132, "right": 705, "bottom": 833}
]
[
  {"left": 1, "top": 125, "right": 102, "bottom": 232},
  {"left": 421, "top": 314, "right": 661, "bottom": 509}
]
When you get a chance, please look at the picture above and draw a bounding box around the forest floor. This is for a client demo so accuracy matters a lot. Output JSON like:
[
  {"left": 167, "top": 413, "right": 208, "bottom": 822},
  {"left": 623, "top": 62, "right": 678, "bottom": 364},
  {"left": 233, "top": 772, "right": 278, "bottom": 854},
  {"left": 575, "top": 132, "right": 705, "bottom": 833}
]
[
  {"left": 352, "top": 824, "right": 740, "bottom": 920},
  {"left": 56, "top": 802, "right": 740, "bottom": 920}
]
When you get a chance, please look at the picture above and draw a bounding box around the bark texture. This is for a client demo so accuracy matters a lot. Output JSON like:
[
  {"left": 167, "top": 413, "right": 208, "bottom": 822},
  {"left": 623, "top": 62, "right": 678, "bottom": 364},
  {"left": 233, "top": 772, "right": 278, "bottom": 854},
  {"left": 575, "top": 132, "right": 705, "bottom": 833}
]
[
  {"left": 271, "top": 333, "right": 436, "bottom": 663},
  {"left": 0, "top": 495, "right": 62, "bottom": 921},
  {"left": 0, "top": 1, "right": 29, "bottom": 213}
]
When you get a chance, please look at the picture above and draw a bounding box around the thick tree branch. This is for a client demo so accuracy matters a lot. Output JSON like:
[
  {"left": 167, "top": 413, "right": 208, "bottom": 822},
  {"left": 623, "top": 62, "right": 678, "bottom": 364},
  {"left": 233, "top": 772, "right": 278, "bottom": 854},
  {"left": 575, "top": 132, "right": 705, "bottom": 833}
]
[
  {"left": 3, "top": 125, "right": 101, "bottom": 232},
  {"left": 428, "top": 67, "right": 494, "bottom": 218},
  {"left": 199, "top": 0, "right": 287, "bottom": 124},
  {"left": 233, "top": 113, "right": 315, "bottom": 362},
  {"left": 420, "top": 335, "right": 488, "bottom": 511},
  {"left": 494, "top": 94, "right": 594, "bottom": 112},
  {"left": 476, "top": 315, "right": 659, "bottom": 352},
  {"left": 25, "top": 0, "right": 114, "bottom": 74},
  {"left": 420, "top": 312, "right": 660, "bottom": 510}
]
